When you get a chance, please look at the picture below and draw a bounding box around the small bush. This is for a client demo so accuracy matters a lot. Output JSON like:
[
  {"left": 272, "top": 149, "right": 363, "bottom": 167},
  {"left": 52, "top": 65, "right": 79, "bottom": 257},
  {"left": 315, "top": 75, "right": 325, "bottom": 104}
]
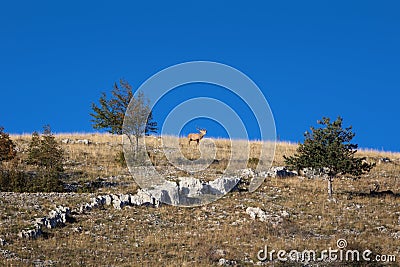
[
  {"left": 0, "top": 168, "right": 26, "bottom": 192},
  {"left": 27, "top": 125, "right": 64, "bottom": 172},
  {"left": 25, "top": 125, "right": 65, "bottom": 192},
  {"left": 0, "top": 126, "right": 16, "bottom": 163}
]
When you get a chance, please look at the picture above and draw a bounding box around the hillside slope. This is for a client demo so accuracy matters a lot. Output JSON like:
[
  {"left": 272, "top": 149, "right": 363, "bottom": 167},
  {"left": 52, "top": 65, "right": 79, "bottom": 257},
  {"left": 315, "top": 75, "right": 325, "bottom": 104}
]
[{"left": 1, "top": 134, "right": 399, "bottom": 266}]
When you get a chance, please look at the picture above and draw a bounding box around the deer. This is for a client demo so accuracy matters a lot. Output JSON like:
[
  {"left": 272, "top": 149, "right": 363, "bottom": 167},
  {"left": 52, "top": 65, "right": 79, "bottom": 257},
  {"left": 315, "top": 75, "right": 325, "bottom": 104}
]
[{"left": 188, "top": 128, "right": 207, "bottom": 146}]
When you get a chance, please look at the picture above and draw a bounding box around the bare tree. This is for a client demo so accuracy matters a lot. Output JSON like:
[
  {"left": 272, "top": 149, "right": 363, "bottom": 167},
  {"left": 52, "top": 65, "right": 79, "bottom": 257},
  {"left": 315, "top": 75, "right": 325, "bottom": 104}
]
[
  {"left": 122, "top": 90, "right": 152, "bottom": 156},
  {"left": 91, "top": 79, "right": 157, "bottom": 136}
]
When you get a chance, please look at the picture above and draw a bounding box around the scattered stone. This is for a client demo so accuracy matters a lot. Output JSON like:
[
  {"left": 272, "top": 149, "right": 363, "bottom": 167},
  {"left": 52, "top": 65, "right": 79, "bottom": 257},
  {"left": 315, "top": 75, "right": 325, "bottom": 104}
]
[
  {"left": 61, "top": 138, "right": 72, "bottom": 144},
  {"left": 19, "top": 206, "right": 70, "bottom": 239},
  {"left": 246, "top": 207, "right": 283, "bottom": 226},
  {"left": 391, "top": 231, "right": 400, "bottom": 239},
  {"left": 0, "top": 248, "right": 20, "bottom": 260},
  {"left": 79, "top": 191, "right": 160, "bottom": 213},
  {"left": 246, "top": 207, "right": 265, "bottom": 220},
  {"left": 18, "top": 226, "right": 42, "bottom": 239},
  {"left": 280, "top": 210, "right": 290, "bottom": 217},
  {"left": 240, "top": 168, "right": 255, "bottom": 178},
  {"left": 72, "top": 226, "right": 82, "bottom": 233},
  {"left": 300, "top": 167, "right": 329, "bottom": 179},
  {"left": 32, "top": 259, "right": 56, "bottom": 267},
  {"left": 0, "top": 238, "right": 6, "bottom": 246},
  {"left": 218, "top": 258, "right": 237, "bottom": 266},
  {"left": 376, "top": 226, "right": 387, "bottom": 233},
  {"left": 379, "top": 157, "right": 391, "bottom": 164},
  {"left": 265, "top": 167, "right": 297, "bottom": 178},
  {"left": 341, "top": 228, "right": 361, "bottom": 236},
  {"left": 105, "top": 195, "right": 113, "bottom": 206},
  {"left": 75, "top": 139, "right": 92, "bottom": 145},
  {"left": 35, "top": 206, "right": 70, "bottom": 229},
  {"left": 214, "top": 249, "right": 226, "bottom": 257}
]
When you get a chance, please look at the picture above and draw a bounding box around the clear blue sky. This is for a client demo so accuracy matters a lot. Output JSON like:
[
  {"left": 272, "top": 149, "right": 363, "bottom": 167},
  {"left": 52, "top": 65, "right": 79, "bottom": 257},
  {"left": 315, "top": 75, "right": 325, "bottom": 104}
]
[{"left": 0, "top": 1, "right": 399, "bottom": 151}]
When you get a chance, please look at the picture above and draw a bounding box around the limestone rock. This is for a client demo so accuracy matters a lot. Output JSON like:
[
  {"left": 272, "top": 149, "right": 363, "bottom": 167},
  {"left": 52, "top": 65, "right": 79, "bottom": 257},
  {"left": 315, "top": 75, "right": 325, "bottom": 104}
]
[
  {"left": 19, "top": 205, "right": 71, "bottom": 239},
  {"left": 130, "top": 190, "right": 159, "bottom": 206},
  {"left": 75, "top": 139, "right": 92, "bottom": 145},
  {"left": 61, "top": 138, "right": 72, "bottom": 144},
  {"left": 266, "top": 167, "right": 297, "bottom": 178},
  {"left": 246, "top": 207, "right": 284, "bottom": 226},
  {"left": 35, "top": 206, "right": 70, "bottom": 229},
  {"left": 18, "top": 226, "right": 42, "bottom": 239},
  {"left": 144, "top": 176, "right": 240, "bottom": 206}
]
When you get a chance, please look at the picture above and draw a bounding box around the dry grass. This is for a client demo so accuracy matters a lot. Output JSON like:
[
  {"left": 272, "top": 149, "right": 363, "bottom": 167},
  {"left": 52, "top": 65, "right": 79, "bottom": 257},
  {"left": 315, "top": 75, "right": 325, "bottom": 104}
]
[{"left": 1, "top": 133, "right": 399, "bottom": 266}]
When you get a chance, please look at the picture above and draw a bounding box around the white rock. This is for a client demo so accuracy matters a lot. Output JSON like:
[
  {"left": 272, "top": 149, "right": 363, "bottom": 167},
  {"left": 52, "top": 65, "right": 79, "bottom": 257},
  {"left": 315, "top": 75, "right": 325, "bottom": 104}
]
[
  {"left": 104, "top": 195, "right": 113, "bottom": 205},
  {"left": 75, "top": 139, "right": 91, "bottom": 145},
  {"left": 246, "top": 207, "right": 266, "bottom": 221},
  {"left": 144, "top": 176, "right": 240, "bottom": 206},
  {"left": 240, "top": 168, "right": 255, "bottom": 178},
  {"left": 18, "top": 226, "right": 42, "bottom": 239},
  {"left": 218, "top": 258, "right": 227, "bottom": 266},
  {"left": 111, "top": 194, "right": 123, "bottom": 209},
  {"left": 391, "top": 231, "right": 400, "bottom": 239},
  {"left": 281, "top": 210, "right": 290, "bottom": 217},
  {"left": 266, "top": 167, "right": 297, "bottom": 178},
  {"left": 246, "top": 207, "right": 283, "bottom": 226},
  {"left": 61, "top": 138, "right": 72, "bottom": 144},
  {"left": 131, "top": 190, "right": 158, "bottom": 206}
]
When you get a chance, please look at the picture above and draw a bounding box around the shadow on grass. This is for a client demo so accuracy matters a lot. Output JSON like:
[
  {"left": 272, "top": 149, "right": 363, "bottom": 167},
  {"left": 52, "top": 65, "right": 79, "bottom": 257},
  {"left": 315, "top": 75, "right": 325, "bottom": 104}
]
[{"left": 344, "top": 190, "right": 400, "bottom": 199}]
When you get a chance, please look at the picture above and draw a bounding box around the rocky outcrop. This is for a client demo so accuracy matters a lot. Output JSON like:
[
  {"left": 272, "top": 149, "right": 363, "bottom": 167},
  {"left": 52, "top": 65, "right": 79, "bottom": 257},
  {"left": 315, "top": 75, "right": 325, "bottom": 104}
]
[
  {"left": 143, "top": 176, "right": 241, "bottom": 206},
  {"left": 19, "top": 206, "right": 70, "bottom": 239},
  {"left": 18, "top": 177, "right": 241, "bottom": 239},
  {"left": 78, "top": 176, "right": 240, "bottom": 209},
  {"left": 36, "top": 206, "right": 70, "bottom": 229},
  {"left": 264, "top": 167, "right": 297, "bottom": 178},
  {"left": 18, "top": 226, "right": 42, "bottom": 239},
  {"left": 61, "top": 139, "right": 92, "bottom": 145},
  {"left": 239, "top": 167, "right": 297, "bottom": 180},
  {"left": 79, "top": 190, "right": 159, "bottom": 213},
  {"left": 75, "top": 139, "right": 92, "bottom": 145}
]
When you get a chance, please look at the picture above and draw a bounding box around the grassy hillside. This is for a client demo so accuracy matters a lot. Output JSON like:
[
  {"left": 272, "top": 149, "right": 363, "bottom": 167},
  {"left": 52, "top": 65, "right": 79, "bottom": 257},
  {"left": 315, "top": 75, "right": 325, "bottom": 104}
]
[{"left": 1, "top": 134, "right": 399, "bottom": 266}]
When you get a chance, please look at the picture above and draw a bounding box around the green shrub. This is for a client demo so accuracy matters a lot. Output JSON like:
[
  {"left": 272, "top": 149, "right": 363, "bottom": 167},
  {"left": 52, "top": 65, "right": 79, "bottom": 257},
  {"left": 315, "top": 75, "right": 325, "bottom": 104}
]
[
  {"left": 27, "top": 125, "right": 64, "bottom": 172},
  {"left": 25, "top": 125, "right": 65, "bottom": 192},
  {"left": 0, "top": 126, "right": 16, "bottom": 163}
]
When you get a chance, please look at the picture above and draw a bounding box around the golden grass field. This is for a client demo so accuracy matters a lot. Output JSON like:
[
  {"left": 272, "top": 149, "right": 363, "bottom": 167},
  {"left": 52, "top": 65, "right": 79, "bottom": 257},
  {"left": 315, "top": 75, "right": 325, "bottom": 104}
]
[{"left": 0, "top": 133, "right": 399, "bottom": 266}]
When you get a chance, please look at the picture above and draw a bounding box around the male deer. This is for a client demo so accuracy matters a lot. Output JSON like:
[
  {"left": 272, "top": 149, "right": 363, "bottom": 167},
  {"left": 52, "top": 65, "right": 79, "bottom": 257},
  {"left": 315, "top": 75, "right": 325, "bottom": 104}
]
[{"left": 188, "top": 128, "right": 207, "bottom": 146}]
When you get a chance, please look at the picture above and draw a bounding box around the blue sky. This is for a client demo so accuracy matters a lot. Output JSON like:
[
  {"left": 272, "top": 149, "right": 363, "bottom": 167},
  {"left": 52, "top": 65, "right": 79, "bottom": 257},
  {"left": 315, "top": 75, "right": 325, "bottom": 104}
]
[{"left": 0, "top": 1, "right": 399, "bottom": 151}]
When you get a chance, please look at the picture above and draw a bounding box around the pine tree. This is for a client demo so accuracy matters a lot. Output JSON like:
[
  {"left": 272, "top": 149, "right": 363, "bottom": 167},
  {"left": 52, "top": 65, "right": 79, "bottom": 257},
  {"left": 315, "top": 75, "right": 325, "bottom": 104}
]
[
  {"left": 27, "top": 125, "right": 64, "bottom": 192},
  {"left": 284, "top": 117, "right": 375, "bottom": 198},
  {"left": 27, "top": 125, "right": 64, "bottom": 172}
]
